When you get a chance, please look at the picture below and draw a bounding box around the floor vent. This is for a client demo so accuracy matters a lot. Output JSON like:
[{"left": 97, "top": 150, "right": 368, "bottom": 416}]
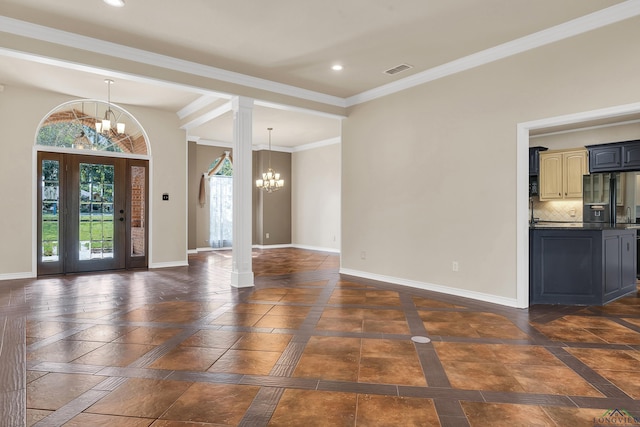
[{"left": 384, "top": 63, "right": 413, "bottom": 75}]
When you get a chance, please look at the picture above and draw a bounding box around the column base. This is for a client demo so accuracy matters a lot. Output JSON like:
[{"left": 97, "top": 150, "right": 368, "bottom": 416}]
[{"left": 231, "top": 271, "right": 254, "bottom": 288}]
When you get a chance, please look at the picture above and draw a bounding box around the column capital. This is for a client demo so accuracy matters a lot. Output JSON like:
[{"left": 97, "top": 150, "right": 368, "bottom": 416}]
[{"left": 231, "top": 96, "right": 254, "bottom": 111}]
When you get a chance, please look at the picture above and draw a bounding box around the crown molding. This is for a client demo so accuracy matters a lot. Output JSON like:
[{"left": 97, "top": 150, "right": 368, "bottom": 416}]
[
  {"left": 345, "top": 1, "right": 640, "bottom": 107},
  {"left": 177, "top": 94, "right": 226, "bottom": 120},
  {"left": 2, "top": 1, "right": 639, "bottom": 110},
  {"left": 291, "top": 137, "right": 341, "bottom": 153},
  {"left": 180, "top": 101, "right": 232, "bottom": 130},
  {"left": 0, "top": 16, "right": 346, "bottom": 108}
]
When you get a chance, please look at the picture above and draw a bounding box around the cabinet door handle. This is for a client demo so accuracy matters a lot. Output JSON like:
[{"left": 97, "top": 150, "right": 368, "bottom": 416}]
[{"left": 559, "top": 193, "right": 561, "bottom": 196}]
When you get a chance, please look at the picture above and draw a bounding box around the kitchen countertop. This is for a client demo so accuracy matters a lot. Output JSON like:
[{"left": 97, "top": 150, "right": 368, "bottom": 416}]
[{"left": 530, "top": 221, "right": 640, "bottom": 230}]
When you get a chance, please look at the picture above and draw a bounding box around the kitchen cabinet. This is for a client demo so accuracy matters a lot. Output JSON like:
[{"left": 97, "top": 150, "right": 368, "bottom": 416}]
[
  {"left": 588, "top": 140, "right": 640, "bottom": 173},
  {"left": 538, "top": 149, "right": 588, "bottom": 201},
  {"left": 529, "top": 146, "right": 548, "bottom": 176},
  {"left": 529, "top": 227, "right": 637, "bottom": 305},
  {"left": 583, "top": 173, "right": 625, "bottom": 207}
]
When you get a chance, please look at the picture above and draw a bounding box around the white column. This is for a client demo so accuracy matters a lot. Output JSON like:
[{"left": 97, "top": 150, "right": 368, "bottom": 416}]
[{"left": 231, "top": 96, "right": 254, "bottom": 287}]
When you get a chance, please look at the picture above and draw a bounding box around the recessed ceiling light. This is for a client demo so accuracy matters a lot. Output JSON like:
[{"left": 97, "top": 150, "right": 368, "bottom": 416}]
[
  {"left": 103, "top": 0, "right": 125, "bottom": 7},
  {"left": 331, "top": 64, "right": 343, "bottom": 71}
]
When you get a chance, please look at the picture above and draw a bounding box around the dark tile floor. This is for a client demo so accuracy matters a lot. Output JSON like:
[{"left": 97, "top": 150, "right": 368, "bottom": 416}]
[{"left": 1, "top": 248, "right": 640, "bottom": 426}]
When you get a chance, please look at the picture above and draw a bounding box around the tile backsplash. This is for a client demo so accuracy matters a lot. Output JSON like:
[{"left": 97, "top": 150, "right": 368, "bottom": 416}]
[
  {"left": 531, "top": 199, "right": 583, "bottom": 222},
  {"left": 531, "top": 199, "right": 632, "bottom": 223}
]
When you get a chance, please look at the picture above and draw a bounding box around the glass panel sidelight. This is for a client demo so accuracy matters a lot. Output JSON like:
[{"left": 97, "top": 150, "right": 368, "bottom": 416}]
[
  {"left": 79, "top": 163, "right": 115, "bottom": 260},
  {"left": 130, "top": 165, "right": 146, "bottom": 257},
  {"left": 41, "top": 160, "right": 60, "bottom": 262}
]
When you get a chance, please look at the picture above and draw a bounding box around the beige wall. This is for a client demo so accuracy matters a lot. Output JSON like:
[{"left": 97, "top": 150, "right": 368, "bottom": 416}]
[
  {"left": 292, "top": 143, "right": 341, "bottom": 252},
  {"left": 0, "top": 85, "right": 187, "bottom": 276},
  {"left": 341, "top": 16, "right": 640, "bottom": 302},
  {"left": 254, "top": 150, "right": 292, "bottom": 245}
]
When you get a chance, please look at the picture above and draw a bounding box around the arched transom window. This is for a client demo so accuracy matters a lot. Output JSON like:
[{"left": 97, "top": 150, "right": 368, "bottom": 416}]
[{"left": 36, "top": 100, "right": 149, "bottom": 156}]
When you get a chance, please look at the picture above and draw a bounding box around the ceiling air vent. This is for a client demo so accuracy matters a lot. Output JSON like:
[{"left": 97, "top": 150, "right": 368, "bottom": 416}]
[{"left": 383, "top": 63, "right": 413, "bottom": 75}]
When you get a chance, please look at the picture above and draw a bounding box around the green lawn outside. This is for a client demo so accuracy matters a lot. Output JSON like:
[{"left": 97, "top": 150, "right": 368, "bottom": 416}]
[{"left": 42, "top": 214, "right": 114, "bottom": 255}]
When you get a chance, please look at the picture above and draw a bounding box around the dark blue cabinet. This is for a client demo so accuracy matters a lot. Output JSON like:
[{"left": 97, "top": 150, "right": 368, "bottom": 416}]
[
  {"left": 529, "top": 146, "right": 547, "bottom": 176},
  {"left": 587, "top": 140, "right": 640, "bottom": 172},
  {"left": 530, "top": 227, "right": 637, "bottom": 305}
]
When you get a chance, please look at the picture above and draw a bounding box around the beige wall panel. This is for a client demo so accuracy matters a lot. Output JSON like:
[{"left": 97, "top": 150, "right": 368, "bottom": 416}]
[
  {"left": 0, "top": 86, "right": 68, "bottom": 276},
  {"left": 292, "top": 143, "right": 341, "bottom": 251},
  {"left": 129, "top": 107, "right": 187, "bottom": 266},
  {"left": 342, "top": 16, "right": 640, "bottom": 300}
]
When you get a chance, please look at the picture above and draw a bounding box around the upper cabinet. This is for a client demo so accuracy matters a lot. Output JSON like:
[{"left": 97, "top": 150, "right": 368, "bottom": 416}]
[
  {"left": 588, "top": 140, "right": 640, "bottom": 173},
  {"left": 529, "top": 146, "right": 548, "bottom": 176},
  {"left": 539, "top": 149, "right": 588, "bottom": 201}
]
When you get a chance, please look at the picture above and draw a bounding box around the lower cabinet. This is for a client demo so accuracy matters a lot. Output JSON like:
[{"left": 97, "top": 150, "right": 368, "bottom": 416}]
[{"left": 530, "top": 228, "right": 637, "bottom": 305}]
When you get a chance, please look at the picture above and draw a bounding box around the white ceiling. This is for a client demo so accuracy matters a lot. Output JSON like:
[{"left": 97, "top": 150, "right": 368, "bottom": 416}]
[{"left": 0, "top": 0, "right": 634, "bottom": 147}]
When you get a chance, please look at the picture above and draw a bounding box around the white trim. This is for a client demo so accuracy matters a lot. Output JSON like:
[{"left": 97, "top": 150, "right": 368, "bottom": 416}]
[
  {"left": 291, "top": 243, "right": 340, "bottom": 254},
  {"left": 187, "top": 249, "right": 198, "bottom": 254},
  {"left": 1, "top": 3, "right": 639, "bottom": 111},
  {"left": 529, "top": 118, "right": 640, "bottom": 139},
  {"left": 180, "top": 101, "right": 232, "bottom": 130},
  {"left": 252, "top": 244, "right": 293, "bottom": 250},
  {"left": 291, "top": 137, "right": 341, "bottom": 153},
  {"left": 35, "top": 145, "right": 150, "bottom": 160},
  {"left": 0, "top": 16, "right": 346, "bottom": 108},
  {"left": 195, "top": 247, "right": 232, "bottom": 252},
  {"left": 149, "top": 260, "right": 189, "bottom": 269},
  {"left": 253, "top": 144, "right": 294, "bottom": 153},
  {"left": 345, "top": 1, "right": 640, "bottom": 107},
  {"left": 195, "top": 139, "right": 233, "bottom": 148},
  {"left": 31, "top": 146, "right": 38, "bottom": 277},
  {"left": 516, "top": 101, "right": 640, "bottom": 309},
  {"left": 339, "top": 268, "right": 520, "bottom": 308},
  {"left": 177, "top": 95, "right": 225, "bottom": 120},
  {"left": 0, "top": 47, "right": 228, "bottom": 99},
  {"left": 0, "top": 272, "right": 35, "bottom": 281},
  {"left": 195, "top": 138, "right": 337, "bottom": 153},
  {"left": 254, "top": 100, "right": 346, "bottom": 120}
]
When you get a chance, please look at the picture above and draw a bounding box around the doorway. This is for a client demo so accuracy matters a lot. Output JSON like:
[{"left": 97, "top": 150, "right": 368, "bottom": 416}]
[{"left": 37, "top": 152, "right": 148, "bottom": 275}]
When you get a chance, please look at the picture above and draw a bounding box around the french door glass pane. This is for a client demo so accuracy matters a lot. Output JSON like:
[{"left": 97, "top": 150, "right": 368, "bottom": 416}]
[
  {"left": 41, "top": 160, "right": 60, "bottom": 262},
  {"left": 79, "top": 163, "right": 115, "bottom": 260},
  {"left": 130, "top": 165, "right": 145, "bottom": 256}
]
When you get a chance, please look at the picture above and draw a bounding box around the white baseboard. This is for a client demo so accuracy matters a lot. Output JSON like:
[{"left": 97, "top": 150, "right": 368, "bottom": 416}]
[
  {"left": 0, "top": 271, "right": 36, "bottom": 281},
  {"left": 339, "top": 268, "right": 520, "bottom": 308},
  {"left": 252, "top": 244, "right": 293, "bottom": 249},
  {"left": 291, "top": 244, "right": 340, "bottom": 254},
  {"left": 187, "top": 249, "right": 198, "bottom": 254},
  {"left": 149, "top": 260, "right": 189, "bottom": 269}
]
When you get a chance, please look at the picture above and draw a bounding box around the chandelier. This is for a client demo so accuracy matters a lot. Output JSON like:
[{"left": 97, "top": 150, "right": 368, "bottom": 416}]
[
  {"left": 95, "top": 79, "right": 125, "bottom": 135},
  {"left": 256, "top": 127, "right": 284, "bottom": 192}
]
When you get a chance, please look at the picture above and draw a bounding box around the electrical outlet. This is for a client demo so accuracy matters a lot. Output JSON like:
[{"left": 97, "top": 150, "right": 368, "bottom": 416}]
[
  {"left": 266, "top": 233, "right": 270, "bottom": 239},
  {"left": 452, "top": 261, "right": 459, "bottom": 272},
  {"left": 360, "top": 251, "right": 366, "bottom": 260}
]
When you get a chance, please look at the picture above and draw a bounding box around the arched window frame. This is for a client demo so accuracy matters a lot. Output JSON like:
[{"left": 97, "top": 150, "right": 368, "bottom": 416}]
[{"left": 35, "top": 99, "right": 151, "bottom": 159}]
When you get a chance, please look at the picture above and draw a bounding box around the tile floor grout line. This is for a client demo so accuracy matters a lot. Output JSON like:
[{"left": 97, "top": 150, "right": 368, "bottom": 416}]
[
  {"left": 12, "top": 250, "right": 640, "bottom": 425},
  {"left": 544, "top": 346, "right": 634, "bottom": 399},
  {"left": 399, "top": 292, "right": 452, "bottom": 389}
]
